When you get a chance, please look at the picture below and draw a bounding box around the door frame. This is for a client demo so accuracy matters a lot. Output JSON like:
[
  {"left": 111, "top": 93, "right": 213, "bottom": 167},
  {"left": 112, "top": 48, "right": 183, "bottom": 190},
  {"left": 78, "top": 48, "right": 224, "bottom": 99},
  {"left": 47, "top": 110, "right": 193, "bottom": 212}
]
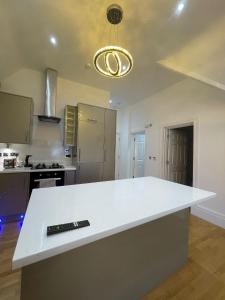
[
  {"left": 161, "top": 119, "right": 199, "bottom": 187},
  {"left": 130, "top": 131, "right": 145, "bottom": 178}
]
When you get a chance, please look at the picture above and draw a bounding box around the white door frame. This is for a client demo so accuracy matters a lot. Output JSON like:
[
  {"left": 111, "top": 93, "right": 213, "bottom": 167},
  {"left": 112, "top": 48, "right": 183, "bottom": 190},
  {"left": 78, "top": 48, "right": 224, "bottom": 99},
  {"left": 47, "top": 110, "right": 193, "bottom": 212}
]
[
  {"left": 130, "top": 131, "right": 145, "bottom": 178},
  {"left": 160, "top": 119, "right": 199, "bottom": 187}
]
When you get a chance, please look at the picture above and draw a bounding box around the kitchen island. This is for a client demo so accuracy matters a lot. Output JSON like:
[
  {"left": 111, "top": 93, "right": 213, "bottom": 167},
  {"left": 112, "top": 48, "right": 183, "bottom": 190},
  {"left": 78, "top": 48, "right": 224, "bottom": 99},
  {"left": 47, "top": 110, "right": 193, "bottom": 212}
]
[{"left": 13, "top": 177, "right": 215, "bottom": 300}]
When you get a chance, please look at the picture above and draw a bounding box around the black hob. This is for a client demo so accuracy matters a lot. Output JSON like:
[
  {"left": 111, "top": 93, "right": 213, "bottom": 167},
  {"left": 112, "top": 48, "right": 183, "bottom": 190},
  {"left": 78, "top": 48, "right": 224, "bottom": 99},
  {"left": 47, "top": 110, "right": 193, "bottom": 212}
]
[{"left": 31, "top": 163, "right": 64, "bottom": 170}]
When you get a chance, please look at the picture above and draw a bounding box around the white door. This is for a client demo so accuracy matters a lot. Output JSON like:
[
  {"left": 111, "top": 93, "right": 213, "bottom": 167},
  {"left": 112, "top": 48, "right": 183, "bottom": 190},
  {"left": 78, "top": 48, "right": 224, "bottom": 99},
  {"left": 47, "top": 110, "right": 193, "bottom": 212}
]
[
  {"left": 132, "top": 134, "right": 145, "bottom": 178},
  {"left": 166, "top": 129, "right": 188, "bottom": 184}
]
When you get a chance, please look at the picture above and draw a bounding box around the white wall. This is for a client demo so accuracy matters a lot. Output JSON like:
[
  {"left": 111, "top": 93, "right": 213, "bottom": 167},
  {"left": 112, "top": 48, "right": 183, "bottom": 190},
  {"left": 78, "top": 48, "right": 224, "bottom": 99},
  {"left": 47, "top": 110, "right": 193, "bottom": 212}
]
[
  {"left": 118, "top": 78, "right": 225, "bottom": 228},
  {"left": 0, "top": 68, "right": 110, "bottom": 165}
]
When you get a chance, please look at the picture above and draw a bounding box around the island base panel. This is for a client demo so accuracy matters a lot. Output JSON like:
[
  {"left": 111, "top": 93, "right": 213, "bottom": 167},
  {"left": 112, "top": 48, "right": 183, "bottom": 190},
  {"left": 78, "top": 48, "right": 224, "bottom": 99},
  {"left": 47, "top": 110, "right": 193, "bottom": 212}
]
[{"left": 21, "top": 209, "right": 189, "bottom": 300}]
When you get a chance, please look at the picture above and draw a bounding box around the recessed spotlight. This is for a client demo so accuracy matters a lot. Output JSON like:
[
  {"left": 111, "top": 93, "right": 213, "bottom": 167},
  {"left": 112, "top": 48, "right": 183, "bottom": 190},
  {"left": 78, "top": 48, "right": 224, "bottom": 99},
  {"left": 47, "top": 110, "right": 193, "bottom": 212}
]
[
  {"left": 175, "top": 1, "right": 185, "bottom": 15},
  {"left": 49, "top": 35, "right": 57, "bottom": 46},
  {"left": 109, "top": 100, "right": 112, "bottom": 104},
  {"left": 177, "top": 2, "right": 184, "bottom": 12}
]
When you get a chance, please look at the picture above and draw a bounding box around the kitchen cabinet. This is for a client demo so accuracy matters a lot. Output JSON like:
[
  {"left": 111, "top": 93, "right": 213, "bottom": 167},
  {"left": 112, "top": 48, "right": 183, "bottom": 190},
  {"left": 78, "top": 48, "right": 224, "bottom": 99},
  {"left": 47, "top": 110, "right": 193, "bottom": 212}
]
[
  {"left": 64, "top": 105, "right": 77, "bottom": 146},
  {"left": 78, "top": 103, "right": 105, "bottom": 123},
  {"left": 77, "top": 163, "right": 103, "bottom": 184},
  {"left": 0, "top": 91, "right": 33, "bottom": 144},
  {"left": 76, "top": 103, "right": 116, "bottom": 184},
  {"left": 0, "top": 173, "right": 30, "bottom": 219},
  {"left": 76, "top": 104, "right": 105, "bottom": 184},
  {"left": 78, "top": 114, "right": 105, "bottom": 163},
  {"left": 64, "top": 170, "right": 76, "bottom": 185},
  {"left": 103, "top": 109, "right": 117, "bottom": 181}
]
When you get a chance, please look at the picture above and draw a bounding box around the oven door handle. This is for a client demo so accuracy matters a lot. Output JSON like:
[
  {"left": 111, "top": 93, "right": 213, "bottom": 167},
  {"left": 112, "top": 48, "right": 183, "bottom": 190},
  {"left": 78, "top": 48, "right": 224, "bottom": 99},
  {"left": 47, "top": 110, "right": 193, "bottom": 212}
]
[{"left": 34, "top": 178, "right": 62, "bottom": 182}]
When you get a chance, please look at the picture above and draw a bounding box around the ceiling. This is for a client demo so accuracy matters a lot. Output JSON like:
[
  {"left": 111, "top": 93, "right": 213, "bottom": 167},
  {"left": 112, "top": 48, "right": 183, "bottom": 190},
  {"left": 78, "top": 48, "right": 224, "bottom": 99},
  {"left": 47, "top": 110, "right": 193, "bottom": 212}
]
[{"left": 1, "top": 0, "right": 225, "bottom": 107}]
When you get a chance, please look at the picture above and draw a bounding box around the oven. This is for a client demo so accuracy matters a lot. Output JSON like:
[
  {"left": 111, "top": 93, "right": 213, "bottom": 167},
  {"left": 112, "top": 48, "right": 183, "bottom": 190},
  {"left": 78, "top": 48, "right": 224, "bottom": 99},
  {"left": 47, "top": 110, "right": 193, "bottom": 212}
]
[{"left": 30, "top": 171, "right": 64, "bottom": 194}]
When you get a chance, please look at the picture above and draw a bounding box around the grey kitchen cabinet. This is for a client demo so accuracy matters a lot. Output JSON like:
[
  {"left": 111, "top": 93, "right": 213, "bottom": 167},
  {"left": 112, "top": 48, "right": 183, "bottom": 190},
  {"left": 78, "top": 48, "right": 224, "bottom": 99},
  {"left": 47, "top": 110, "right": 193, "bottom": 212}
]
[
  {"left": 103, "top": 109, "right": 117, "bottom": 181},
  {"left": 76, "top": 103, "right": 116, "bottom": 184},
  {"left": 64, "top": 170, "right": 76, "bottom": 185},
  {"left": 0, "top": 173, "right": 30, "bottom": 217},
  {"left": 77, "top": 103, "right": 105, "bottom": 164},
  {"left": 0, "top": 91, "right": 33, "bottom": 144},
  {"left": 78, "top": 117, "right": 105, "bottom": 163},
  {"left": 78, "top": 103, "right": 105, "bottom": 123},
  {"left": 77, "top": 163, "right": 103, "bottom": 184}
]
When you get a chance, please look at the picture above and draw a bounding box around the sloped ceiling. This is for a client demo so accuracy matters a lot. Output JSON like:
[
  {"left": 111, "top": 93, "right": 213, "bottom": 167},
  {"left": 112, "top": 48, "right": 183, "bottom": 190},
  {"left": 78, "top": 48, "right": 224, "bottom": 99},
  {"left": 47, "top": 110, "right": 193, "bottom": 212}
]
[{"left": 0, "top": 0, "right": 225, "bottom": 106}]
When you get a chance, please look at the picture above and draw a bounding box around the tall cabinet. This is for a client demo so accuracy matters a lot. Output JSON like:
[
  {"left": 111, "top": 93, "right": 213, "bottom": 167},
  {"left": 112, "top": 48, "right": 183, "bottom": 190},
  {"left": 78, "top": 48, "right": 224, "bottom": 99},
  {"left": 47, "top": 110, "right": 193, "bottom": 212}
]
[
  {"left": 76, "top": 103, "right": 116, "bottom": 184},
  {"left": 103, "top": 109, "right": 117, "bottom": 181}
]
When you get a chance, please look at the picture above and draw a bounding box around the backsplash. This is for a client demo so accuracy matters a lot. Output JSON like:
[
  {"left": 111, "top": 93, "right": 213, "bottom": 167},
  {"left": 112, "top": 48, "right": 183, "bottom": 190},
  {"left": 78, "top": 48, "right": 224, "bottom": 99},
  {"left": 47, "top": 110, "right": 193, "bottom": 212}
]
[
  {"left": 0, "top": 116, "right": 72, "bottom": 168},
  {"left": 0, "top": 68, "right": 110, "bottom": 169}
]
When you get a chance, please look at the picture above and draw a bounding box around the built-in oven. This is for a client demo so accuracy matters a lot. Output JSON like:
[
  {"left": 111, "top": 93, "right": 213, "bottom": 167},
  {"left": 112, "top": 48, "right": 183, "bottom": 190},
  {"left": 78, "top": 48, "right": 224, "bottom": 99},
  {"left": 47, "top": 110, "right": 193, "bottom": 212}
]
[{"left": 30, "top": 171, "right": 64, "bottom": 195}]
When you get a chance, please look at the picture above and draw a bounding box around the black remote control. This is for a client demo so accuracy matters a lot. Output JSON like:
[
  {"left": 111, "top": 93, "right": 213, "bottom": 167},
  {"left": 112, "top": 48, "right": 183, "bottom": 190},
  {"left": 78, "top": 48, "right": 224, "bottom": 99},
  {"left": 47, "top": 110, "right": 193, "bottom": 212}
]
[{"left": 47, "top": 220, "right": 90, "bottom": 236}]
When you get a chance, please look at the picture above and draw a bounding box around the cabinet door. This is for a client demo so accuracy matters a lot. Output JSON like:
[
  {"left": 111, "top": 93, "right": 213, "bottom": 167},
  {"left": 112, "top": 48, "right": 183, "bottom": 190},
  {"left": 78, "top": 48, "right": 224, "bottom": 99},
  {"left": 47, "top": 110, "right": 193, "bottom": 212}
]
[
  {"left": 77, "top": 163, "right": 103, "bottom": 184},
  {"left": 78, "top": 120, "right": 104, "bottom": 163},
  {"left": 0, "top": 92, "right": 33, "bottom": 144},
  {"left": 77, "top": 104, "right": 105, "bottom": 163},
  {"left": 78, "top": 103, "right": 105, "bottom": 123},
  {"left": 103, "top": 109, "right": 117, "bottom": 181},
  {"left": 0, "top": 173, "right": 30, "bottom": 217},
  {"left": 64, "top": 171, "right": 76, "bottom": 185}
]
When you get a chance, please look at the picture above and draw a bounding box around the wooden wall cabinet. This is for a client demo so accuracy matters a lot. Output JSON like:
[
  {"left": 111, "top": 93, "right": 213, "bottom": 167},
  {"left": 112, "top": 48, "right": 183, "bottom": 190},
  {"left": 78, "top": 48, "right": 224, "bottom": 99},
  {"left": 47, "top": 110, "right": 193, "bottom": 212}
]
[
  {"left": 0, "top": 173, "right": 30, "bottom": 217},
  {"left": 0, "top": 91, "right": 33, "bottom": 144}
]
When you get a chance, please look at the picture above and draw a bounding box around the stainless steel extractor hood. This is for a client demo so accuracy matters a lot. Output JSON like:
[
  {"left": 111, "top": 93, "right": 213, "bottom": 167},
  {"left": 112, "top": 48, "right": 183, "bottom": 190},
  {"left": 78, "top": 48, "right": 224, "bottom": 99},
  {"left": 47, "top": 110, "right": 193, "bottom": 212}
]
[{"left": 38, "top": 68, "right": 61, "bottom": 123}]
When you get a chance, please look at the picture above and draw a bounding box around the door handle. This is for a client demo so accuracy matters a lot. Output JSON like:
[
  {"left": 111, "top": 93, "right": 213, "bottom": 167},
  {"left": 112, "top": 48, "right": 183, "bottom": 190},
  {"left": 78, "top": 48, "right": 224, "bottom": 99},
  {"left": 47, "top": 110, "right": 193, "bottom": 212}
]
[{"left": 34, "top": 178, "right": 61, "bottom": 182}]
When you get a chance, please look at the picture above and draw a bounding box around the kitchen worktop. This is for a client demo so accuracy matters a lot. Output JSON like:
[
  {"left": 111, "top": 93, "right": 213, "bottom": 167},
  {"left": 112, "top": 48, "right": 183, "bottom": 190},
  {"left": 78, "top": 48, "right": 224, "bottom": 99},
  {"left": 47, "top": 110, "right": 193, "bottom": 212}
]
[
  {"left": 12, "top": 176, "right": 215, "bottom": 269},
  {"left": 0, "top": 166, "right": 76, "bottom": 173}
]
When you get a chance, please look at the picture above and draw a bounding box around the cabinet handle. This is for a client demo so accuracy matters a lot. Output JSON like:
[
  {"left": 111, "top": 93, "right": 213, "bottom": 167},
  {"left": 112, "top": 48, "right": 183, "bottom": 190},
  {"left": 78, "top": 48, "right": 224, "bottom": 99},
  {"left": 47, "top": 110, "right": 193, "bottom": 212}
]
[
  {"left": 78, "top": 148, "right": 81, "bottom": 162},
  {"left": 25, "top": 130, "right": 29, "bottom": 143},
  {"left": 104, "top": 150, "right": 106, "bottom": 162},
  {"left": 87, "top": 118, "right": 97, "bottom": 123}
]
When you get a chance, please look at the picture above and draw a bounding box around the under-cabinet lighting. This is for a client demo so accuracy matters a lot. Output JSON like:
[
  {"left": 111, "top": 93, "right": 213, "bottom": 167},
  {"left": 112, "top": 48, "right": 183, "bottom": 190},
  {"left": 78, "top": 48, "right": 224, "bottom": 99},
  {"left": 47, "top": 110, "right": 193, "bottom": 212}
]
[{"left": 20, "top": 214, "right": 25, "bottom": 220}]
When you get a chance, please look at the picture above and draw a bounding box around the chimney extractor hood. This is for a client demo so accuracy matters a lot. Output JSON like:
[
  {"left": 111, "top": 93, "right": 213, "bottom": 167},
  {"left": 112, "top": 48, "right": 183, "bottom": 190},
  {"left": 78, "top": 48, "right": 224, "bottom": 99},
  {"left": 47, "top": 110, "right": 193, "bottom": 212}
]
[{"left": 38, "top": 68, "right": 61, "bottom": 123}]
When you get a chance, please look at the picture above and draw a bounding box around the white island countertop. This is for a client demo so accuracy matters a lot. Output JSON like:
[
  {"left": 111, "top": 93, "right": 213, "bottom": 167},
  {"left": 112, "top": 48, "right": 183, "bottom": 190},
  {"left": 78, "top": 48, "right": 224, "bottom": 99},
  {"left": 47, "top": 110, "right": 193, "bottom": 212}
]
[{"left": 12, "top": 177, "right": 216, "bottom": 269}]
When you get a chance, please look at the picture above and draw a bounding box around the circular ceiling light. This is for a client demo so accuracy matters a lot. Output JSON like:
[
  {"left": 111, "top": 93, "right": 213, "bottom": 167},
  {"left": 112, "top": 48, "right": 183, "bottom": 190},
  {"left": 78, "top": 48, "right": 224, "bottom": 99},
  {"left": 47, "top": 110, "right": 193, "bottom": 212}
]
[
  {"left": 94, "top": 46, "right": 133, "bottom": 78},
  {"left": 93, "top": 4, "right": 133, "bottom": 78}
]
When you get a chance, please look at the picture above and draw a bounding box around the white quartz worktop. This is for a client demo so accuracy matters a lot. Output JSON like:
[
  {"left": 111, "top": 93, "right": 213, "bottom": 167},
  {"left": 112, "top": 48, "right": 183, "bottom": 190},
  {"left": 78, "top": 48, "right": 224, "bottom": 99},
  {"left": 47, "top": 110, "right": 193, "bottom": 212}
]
[
  {"left": 12, "top": 177, "right": 216, "bottom": 269},
  {"left": 0, "top": 166, "right": 76, "bottom": 173}
]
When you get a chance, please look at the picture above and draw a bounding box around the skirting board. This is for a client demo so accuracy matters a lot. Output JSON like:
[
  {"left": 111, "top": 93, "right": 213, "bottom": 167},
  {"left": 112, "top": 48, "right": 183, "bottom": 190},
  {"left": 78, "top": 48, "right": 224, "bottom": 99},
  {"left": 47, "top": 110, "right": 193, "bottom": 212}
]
[{"left": 191, "top": 205, "right": 225, "bottom": 229}]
